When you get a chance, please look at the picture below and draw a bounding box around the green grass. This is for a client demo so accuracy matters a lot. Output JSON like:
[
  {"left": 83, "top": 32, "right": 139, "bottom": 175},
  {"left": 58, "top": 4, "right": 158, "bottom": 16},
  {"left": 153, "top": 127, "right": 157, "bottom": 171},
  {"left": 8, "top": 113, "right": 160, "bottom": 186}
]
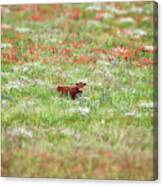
[{"left": 1, "top": 2, "right": 157, "bottom": 180}]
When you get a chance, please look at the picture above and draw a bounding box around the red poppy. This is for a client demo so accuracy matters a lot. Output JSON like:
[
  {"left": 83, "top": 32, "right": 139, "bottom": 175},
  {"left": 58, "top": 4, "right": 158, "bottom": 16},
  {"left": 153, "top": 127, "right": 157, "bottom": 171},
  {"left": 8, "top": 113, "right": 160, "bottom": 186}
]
[
  {"left": 95, "top": 10, "right": 105, "bottom": 20},
  {"left": 141, "top": 58, "right": 155, "bottom": 65},
  {"left": 71, "top": 8, "right": 80, "bottom": 20},
  {"left": 31, "top": 15, "right": 42, "bottom": 21}
]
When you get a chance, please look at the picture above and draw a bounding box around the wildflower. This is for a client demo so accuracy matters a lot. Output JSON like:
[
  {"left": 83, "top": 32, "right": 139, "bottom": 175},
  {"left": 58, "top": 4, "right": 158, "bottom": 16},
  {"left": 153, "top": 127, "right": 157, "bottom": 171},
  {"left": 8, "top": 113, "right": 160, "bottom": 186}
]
[
  {"left": 101, "top": 120, "right": 105, "bottom": 124},
  {"left": 6, "top": 80, "right": 25, "bottom": 90},
  {"left": 130, "top": 6, "right": 143, "bottom": 14},
  {"left": 79, "top": 107, "right": 90, "bottom": 115},
  {"left": 60, "top": 128, "right": 80, "bottom": 139},
  {"left": 71, "top": 8, "right": 80, "bottom": 20},
  {"left": 143, "top": 45, "right": 156, "bottom": 53},
  {"left": 134, "top": 29, "right": 147, "bottom": 36},
  {"left": 86, "top": 4, "right": 102, "bottom": 11},
  {"left": 31, "top": 15, "right": 42, "bottom": 21},
  {"left": 34, "top": 79, "right": 46, "bottom": 86},
  {"left": 1, "top": 43, "right": 12, "bottom": 49},
  {"left": 119, "top": 17, "right": 135, "bottom": 24},
  {"left": 141, "top": 58, "right": 155, "bottom": 65},
  {"left": 95, "top": 10, "right": 105, "bottom": 20},
  {"left": 7, "top": 127, "right": 33, "bottom": 138},
  {"left": 15, "top": 27, "right": 30, "bottom": 33},
  {"left": 139, "top": 101, "right": 156, "bottom": 109},
  {"left": 70, "top": 106, "right": 90, "bottom": 115},
  {"left": 125, "top": 111, "right": 139, "bottom": 117}
]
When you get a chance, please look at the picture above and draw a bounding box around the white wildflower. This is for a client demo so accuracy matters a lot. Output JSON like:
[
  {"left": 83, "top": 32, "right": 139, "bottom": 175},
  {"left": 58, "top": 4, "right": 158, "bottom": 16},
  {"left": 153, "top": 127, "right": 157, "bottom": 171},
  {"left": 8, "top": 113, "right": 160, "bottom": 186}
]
[
  {"left": 2, "top": 100, "right": 8, "bottom": 107},
  {"left": 86, "top": 5, "right": 102, "bottom": 11},
  {"left": 13, "top": 66, "right": 19, "bottom": 72},
  {"left": 101, "top": 119, "right": 105, "bottom": 124},
  {"left": 79, "top": 107, "right": 90, "bottom": 115},
  {"left": 60, "top": 128, "right": 80, "bottom": 139},
  {"left": 139, "top": 101, "right": 156, "bottom": 109},
  {"left": 105, "top": 6, "right": 127, "bottom": 15},
  {"left": 1, "top": 43, "right": 12, "bottom": 49},
  {"left": 34, "top": 79, "right": 46, "bottom": 86},
  {"left": 69, "top": 106, "right": 90, "bottom": 115},
  {"left": 119, "top": 17, "right": 135, "bottom": 24},
  {"left": 15, "top": 27, "right": 30, "bottom": 33},
  {"left": 114, "top": 9, "right": 128, "bottom": 15},
  {"left": 22, "top": 66, "right": 30, "bottom": 73},
  {"left": 7, "top": 127, "right": 33, "bottom": 138},
  {"left": 6, "top": 80, "right": 25, "bottom": 90},
  {"left": 125, "top": 111, "right": 139, "bottom": 117},
  {"left": 130, "top": 6, "right": 143, "bottom": 14},
  {"left": 97, "top": 60, "right": 110, "bottom": 66},
  {"left": 143, "top": 45, "right": 155, "bottom": 51},
  {"left": 98, "top": 82, "right": 102, "bottom": 86},
  {"left": 103, "top": 13, "right": 113, "bottom": 19},
  {"left": 134, "top": 29, "right": 147, "bottom": 36}
]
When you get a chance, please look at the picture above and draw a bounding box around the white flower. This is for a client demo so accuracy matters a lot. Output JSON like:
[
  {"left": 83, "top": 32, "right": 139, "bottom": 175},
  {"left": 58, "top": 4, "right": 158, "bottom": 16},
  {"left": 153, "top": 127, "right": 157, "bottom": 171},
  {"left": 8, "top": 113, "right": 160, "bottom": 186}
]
[
  {"left": 125, "top": 111, "right": 139, "bottom": 117},
  {"left": 105, "top": 6, "right": 127, "bottom": 15},
  {"left": 139, "top": 101, "right": 156, "bottom": 109},
  {"left": 79, "top": 107, "right": 90, "bottom": 115},
  {"left": 34, "top": 79, "right": 46, "bottom": 86},
  {"left": 1, "top": 43, "right": 12, "bottom": 49},
  {"left": 6, "top": 80, "right": 23, "bottom": 90},
  {"left": 130, "top": 6, "right": 143, "bottom": 14},
  {"left": 119, "top": 17, "right": 135, "bottom": 24},
  {"left": 15, "top": 27, "right": 30, "bottom": 33},
  {"left": 97, "top": 60, "right": 110, "bottom": 66},
  {"left": 101, "top": 119, "right": 105, "bottom": 124},
  {"left": 86, "top": 5, "right": 102, "bottom": 11},
  {"left": 22, "top": 66, "right": 29, "bottom": 72},
  {"left": 2, "top": 100, "right": 8, "bottom": 106},
  {"left": 13, "top": 66, "right": 19, "bottom": 72},
  {"left": 134, "top": 29, "right": 147, "bottom": 36},
  {"left": 7, "top": 127, "right": 33, "bottom": 138},
  {"left": 98, "top": 82, "right": 102, "bottom": 86},
  {"left": 69, "top": 106, "right": 90, "bottom": 115},
  {"left": 60, "top": 128, "right": 80, "bottom": 139},
  {"left": 143, "top": 45, "right": 155, "bottom": 51}
]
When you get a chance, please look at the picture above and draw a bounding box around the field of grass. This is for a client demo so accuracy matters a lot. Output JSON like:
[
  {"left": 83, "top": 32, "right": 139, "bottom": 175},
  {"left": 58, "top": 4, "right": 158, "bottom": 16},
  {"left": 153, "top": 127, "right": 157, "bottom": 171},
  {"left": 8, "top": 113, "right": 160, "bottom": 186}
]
[{"left": 1, "top": 2, "right": 157, "bottom": 180}]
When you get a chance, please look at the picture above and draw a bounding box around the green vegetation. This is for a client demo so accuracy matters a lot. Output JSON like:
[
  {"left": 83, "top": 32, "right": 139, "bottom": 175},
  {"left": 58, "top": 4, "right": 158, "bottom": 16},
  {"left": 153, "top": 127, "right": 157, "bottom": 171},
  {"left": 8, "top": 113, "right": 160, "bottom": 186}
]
[{"left": 1, "top": 2, "right": 157, "bottom": 180}]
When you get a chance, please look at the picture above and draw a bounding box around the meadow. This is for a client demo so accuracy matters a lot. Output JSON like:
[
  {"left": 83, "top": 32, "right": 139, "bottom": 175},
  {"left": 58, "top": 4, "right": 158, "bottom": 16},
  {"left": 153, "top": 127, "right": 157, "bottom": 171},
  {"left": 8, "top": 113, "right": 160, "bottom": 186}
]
[{"left": 1, "top": 2, "right": 157, "bottom": 180}]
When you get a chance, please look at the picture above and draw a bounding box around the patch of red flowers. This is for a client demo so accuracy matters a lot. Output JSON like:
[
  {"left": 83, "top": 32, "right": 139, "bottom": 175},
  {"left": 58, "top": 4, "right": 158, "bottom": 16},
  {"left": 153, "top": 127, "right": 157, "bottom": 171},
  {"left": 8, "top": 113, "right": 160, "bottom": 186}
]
[
  {"left": 74, "top": 55, "right": 96, "bottom": 64},
  {"left": 95, "top": 10, "right": 105, "bottom": 20},
  {"left": 70, "top": 8, "right": 81, "bottom": 20},
  {"left": 31, "top": 15, "right": 43, "bottom": 21},
  {"left": 61, "top": 48, "right": 72, "bottom": 58},
  {"left": 140, "top": 58, "right": 155, "bottom": 65}
]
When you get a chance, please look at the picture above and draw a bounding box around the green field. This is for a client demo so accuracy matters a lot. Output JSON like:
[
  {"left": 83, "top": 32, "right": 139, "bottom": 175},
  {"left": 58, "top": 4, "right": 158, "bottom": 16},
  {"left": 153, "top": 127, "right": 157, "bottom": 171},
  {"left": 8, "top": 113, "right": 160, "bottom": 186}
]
[{"left": 1, "top": 2, "right": 157, "bottom": 180}]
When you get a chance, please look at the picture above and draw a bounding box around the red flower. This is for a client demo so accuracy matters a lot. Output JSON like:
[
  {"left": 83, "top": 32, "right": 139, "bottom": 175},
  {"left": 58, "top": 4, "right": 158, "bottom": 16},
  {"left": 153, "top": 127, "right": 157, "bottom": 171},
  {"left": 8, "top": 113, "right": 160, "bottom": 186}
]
[
  {"left": 71, "top": 8, "right": 80, "bottom": 20},
  {"left": 31, "top": 15, "right": 42, "bottom": 21},
  {"left": 95, "top": 10, "right": 105, "bottom": 20},
  {"left": 141, "top": 58, "right": 155, "bottom": 65}
]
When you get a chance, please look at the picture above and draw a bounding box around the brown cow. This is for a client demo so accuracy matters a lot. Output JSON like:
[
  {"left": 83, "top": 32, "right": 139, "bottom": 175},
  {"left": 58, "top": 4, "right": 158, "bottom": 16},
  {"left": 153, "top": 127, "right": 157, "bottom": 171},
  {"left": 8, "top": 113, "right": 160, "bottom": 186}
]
[{"left": 57, "top": 82, "right": 86, "bottom": 100}]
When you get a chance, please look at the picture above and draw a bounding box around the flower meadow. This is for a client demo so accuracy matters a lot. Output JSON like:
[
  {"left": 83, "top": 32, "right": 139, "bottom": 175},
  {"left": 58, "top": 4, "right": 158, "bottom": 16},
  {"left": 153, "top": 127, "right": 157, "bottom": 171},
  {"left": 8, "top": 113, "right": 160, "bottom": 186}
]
[{"left": 1, "top": 2, "right": 157, "bottom": 180}]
